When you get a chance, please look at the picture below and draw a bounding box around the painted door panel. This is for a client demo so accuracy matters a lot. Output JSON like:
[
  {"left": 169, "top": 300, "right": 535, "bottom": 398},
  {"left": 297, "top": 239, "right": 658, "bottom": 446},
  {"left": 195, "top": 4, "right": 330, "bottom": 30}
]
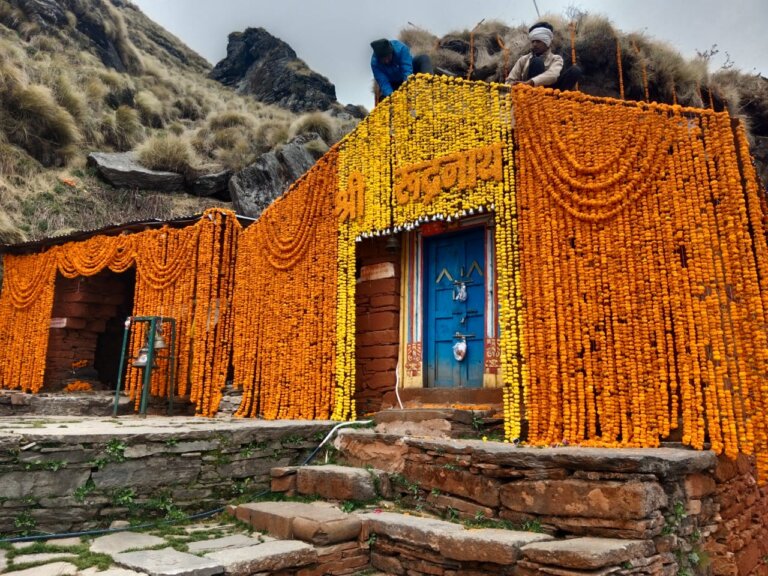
[{"left": 424, "top": 227, "right": 485, "bottom": 388}]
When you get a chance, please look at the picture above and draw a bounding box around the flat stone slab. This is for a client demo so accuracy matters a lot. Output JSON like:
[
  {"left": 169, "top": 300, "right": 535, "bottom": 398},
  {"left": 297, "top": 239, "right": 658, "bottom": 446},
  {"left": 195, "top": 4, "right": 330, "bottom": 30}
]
[
  {"left": 45, "top": 537, "right": 83, "bottom": 546},
  {"left": 205, "top": 540, "right": 316, "bottom": 575},
  {"left": 3, "top": 562, "right": 78, "bottom": 575},
  {"left": 187, "top": 534, "right": 263, "bottom": 553},
  {"left": 11, "top": 552, "right": 77, "bottom": 564},
  {"left": 87, "top": 151, "right": 185, "bottom": 192},
  {"left": 438, "top": 528, "right": 554, "bottom": 564},
  {"left": 237, "top": 501, "right": 362, "bottom": 544},
  {"left": 296, "top": 464, "right": 377, "bottom": 501},
  {"left": 500, "top": 479, "right": 667, "bottom": 520},
  {"left": 0, "top": 550, "right": 6, "bottom": 572},
  {"left": 521, "top": 537, "right": 655, "bottom": 569},
  {"left": 79, "top": 569, "right": 148, "bottom": 576},
  {"left": 114, "top": 547, "right": 223, "bottom": 576},
  {"left": 468, "top": 444, "right": 717, "bottom": 476},
  {"left": 360, "top": 511, "right": 464, "bottom": 551},
  {"left": 90, "top": 531, "right": 167, "bottom": 554}
]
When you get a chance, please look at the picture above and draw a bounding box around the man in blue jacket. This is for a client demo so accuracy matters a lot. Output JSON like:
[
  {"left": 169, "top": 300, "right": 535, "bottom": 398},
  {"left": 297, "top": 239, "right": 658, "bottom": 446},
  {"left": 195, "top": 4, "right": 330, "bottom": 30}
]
[{"left": 370, "top": 38, "right": 433, "bottom": 100}]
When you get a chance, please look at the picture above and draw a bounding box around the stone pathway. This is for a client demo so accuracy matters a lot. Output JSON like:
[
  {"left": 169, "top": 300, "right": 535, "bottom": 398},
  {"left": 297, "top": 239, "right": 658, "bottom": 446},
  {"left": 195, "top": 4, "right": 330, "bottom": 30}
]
[{"left": 0, "top": 516, "right": 384, "bottom": 576}]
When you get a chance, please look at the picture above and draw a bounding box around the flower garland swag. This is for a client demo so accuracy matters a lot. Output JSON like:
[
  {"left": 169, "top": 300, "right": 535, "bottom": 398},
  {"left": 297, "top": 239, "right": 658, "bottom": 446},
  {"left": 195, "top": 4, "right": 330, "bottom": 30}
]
[
  {"left": 335, "top": 74, "right": 521, "bottom": 431},
  {"left": 0, "top": 250, "right": 58, "bottom": 393},
  {"left": 233, "top": 150, "right": 341, "bottom": 420},
  {"left": 0, "top": 208, "right": 239, "bottom": 417},
  {"left": 513, "top": 85, "right": 768, "bottom": 480}
]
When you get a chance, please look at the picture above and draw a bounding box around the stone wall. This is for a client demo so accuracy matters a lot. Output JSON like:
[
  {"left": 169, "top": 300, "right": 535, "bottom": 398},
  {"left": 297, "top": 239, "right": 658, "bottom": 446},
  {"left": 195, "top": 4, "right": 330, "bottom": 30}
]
[
  {"left": 337, "top": 430, "right": 768, "bottom": 576},
  {"left": 0, "top": 419, "right": 334, "bottom": 537},
  {"left": 354, "top": 237, "right": 401, "bottom": 416},
  {"left": 706, "top": 454, "right": 768, "bottom": 576}
]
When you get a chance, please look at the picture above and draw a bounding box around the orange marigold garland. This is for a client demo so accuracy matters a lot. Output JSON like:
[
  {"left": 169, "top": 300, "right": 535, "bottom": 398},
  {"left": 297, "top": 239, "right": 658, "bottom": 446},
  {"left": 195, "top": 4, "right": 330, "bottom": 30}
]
[
  {"left": 233, "top": 150, "right": 341, "bottom": 420},
  {"left": 0, "top": 250, "right": 58, "bottom": 393},
  {"left": 513, "top": 85, "right": 768, "bottom": 479},
  {"left": 0, "top": 209, "right": 239, "bottom": 416}
]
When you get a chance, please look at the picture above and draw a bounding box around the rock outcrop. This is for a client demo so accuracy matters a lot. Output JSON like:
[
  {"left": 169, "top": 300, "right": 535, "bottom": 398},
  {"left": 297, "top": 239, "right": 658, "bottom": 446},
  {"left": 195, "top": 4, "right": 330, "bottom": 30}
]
[
  {"left": 87, "top": 151, "right": 185, "bottom": 192},
  {"left": 229, "top": 133, "right": 325, "bottom": 218},
  {"left": 210, "top": 27, "right": 337, "bottom": 113}
]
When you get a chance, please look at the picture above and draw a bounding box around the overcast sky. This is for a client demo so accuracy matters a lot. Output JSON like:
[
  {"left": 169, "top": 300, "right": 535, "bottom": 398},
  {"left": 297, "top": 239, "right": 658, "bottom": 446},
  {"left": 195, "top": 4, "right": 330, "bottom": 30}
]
[{"left": 132, "top": 0, "right": 767, "bottom": 109}]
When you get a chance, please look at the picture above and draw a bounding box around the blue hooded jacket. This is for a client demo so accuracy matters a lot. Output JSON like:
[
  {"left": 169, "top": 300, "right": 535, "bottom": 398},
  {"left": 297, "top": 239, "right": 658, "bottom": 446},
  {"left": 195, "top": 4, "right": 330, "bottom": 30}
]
[{"left": 371, "top": 40, "right": 413, "bottom": 98}]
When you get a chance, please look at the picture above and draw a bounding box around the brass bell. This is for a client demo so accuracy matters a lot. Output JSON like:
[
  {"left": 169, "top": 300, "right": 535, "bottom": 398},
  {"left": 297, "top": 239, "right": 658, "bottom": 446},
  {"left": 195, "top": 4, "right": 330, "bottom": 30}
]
[
  {"left": 153, "top": 327, "right": 167, "bottom": 350},
  {"left": 132, "top": 346, "right": 157, "bottom": 369}
]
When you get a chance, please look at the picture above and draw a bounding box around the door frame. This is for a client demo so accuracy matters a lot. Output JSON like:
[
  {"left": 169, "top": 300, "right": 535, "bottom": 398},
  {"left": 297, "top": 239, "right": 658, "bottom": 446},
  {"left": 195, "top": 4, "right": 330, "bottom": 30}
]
[{"left": 398, "top": 215, "right": 502, "bottom": 390}]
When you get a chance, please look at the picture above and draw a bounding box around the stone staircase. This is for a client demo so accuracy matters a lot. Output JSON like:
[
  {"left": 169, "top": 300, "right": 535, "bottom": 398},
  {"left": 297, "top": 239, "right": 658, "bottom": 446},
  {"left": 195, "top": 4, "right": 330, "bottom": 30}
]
[{"left": 216, "top": 410, "right": 717, "bottom": 575}]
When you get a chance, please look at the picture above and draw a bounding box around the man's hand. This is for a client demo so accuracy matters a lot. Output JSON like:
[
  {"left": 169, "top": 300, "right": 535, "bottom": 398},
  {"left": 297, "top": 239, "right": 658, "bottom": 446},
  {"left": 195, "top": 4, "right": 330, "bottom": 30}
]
[{"left": 510, "top": 80, "right": 535, "bottom": 86}]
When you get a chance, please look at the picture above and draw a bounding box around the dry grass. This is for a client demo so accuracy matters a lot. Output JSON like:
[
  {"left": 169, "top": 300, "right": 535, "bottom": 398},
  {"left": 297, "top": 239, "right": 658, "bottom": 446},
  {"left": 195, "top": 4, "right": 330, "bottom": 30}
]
[
  {"left": 137, "top": 134, "right": 193, "bottom": 173},
  {"left": 289, "top": 112, "right": 337, "bottom": 144}
]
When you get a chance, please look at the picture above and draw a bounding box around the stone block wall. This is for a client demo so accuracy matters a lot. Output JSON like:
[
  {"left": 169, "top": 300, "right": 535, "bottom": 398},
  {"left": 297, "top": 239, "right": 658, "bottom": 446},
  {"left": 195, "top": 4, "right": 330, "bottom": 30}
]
[
  {"left": 337, "top": 431, "right": 768, "bottom": 576},
  {"left": 45, "top": 272, "right": 133, "bottom": 390},
  {"left": 0, "top": 420, "right": 333, "bottom": 536},
  {"left": 354, "top": 237, "right": 401, "bottom": 415},
  {"left": 706, "top": 454, "right": 768, "bottom": 576}
]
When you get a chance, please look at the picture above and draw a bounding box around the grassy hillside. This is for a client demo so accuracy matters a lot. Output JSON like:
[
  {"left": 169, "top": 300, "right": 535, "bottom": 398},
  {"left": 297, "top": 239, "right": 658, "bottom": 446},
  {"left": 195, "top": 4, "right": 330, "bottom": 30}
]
[
  {"left": 0, "top": 0, "right": 352, "bottom": 246},
  {"left": 1, "top": 2, "right": 765, "bottom": 251}
]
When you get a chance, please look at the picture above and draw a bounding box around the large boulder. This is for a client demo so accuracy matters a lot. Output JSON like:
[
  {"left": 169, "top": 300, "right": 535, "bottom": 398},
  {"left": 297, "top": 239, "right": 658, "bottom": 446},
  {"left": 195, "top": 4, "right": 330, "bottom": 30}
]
[
  {"left": 229, "top": 133, "right": 324, "bottom": 218},
  {"left": 87, "top": 151, "right": 185, "bottom": 192},
  {"left": 210, "top": 27, "right": 337, "bottom": 113}
]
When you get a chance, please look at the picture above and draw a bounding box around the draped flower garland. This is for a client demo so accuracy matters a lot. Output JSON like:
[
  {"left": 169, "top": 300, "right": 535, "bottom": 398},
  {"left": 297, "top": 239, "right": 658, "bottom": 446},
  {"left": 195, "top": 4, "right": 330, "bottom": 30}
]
[
  {"left": 233, "top": 150, "right": 342, "bottom": 420},
  {"left": 513, "top": 85, "right": 768, "bottom": 479},
  {"left": 0, "top": 208, "right": 239, "bottom": 416}
]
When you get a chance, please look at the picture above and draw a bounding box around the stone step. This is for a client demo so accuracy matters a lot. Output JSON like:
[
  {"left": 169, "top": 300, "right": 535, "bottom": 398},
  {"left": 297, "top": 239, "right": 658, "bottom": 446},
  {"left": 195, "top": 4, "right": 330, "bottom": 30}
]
[
  {"left": 373, "top": 408, "right": 498, "bottom": 438},
  {"left": 360, "top": 511, "right": 552, "bottom": 564},
  {"left": 518, "top": 537, "right": 661, "bottom": 574},
  {"left": 271, "top": 464, "right": 391, "bottom": 501},
  {"left": 204, "top": 539, "right": 317, "bottom": 576},
  {"left": 231, "top": 501, "right": 363, "bottom": 546},
  {"left": 113, "top": 546, "right": 223, "bottom": 576}
]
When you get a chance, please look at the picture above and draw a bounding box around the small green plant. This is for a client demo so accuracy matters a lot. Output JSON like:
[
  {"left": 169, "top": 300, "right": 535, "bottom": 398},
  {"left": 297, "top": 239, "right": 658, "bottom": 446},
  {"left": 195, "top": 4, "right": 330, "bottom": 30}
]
[
  {"left": 112, "top": 487, "right": 136, "bottom": 508},
  {"left": 22, "top": 459, "right": 67, "bottom": 471},
  {"left": 164, "top": 437, "right": 179, "bottom": 447},
  {"left": 73, "top": 478, "right": 96, "bottom": 503},
  {"left": 14, "top": 510, "right": 36, "bottom": 535},
  {"left": 445, "top": 506, "right": 459, "bottom": 522},
  {"left": 520, "top": 518, "right": 543, "bottom": 533},
  {"left": 106, "top": 438, "right": 127, "bottom": 460},
  {"left": 367, "top": 532, "right": 377, "bottom": 547},
  {"left": 442, "top": 463, "right": 459, "bottom": 471}
]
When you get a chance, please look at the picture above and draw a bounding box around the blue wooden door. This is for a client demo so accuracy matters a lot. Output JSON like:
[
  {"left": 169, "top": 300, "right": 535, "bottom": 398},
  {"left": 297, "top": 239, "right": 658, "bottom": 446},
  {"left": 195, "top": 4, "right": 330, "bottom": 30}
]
[{"left": 423, "top": 227, "right": 485, "bottom": 388}]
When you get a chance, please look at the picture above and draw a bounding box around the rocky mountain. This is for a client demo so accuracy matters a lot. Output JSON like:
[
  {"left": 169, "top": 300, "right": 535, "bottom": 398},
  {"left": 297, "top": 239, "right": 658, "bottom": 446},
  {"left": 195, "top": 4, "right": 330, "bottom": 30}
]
[
  {"left": 0, "top": 0, "right": 358, "bottom": 249},
  {"left": 210, "top": 27, "right": 340, "bottom": 114}
]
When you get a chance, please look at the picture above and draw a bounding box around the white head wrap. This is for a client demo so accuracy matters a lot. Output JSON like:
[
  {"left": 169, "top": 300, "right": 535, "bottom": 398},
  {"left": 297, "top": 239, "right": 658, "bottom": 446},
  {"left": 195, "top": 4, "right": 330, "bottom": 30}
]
[{"left": 528, "top": 27, "right": 553, "bottom": 47}]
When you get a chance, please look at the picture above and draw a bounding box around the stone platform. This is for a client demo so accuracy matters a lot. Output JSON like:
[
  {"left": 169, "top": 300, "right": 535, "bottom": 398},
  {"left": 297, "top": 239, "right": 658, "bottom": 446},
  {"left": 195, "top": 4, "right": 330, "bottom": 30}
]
[{"left": 0, "top": 416, "right": 335, "bottom": 535}]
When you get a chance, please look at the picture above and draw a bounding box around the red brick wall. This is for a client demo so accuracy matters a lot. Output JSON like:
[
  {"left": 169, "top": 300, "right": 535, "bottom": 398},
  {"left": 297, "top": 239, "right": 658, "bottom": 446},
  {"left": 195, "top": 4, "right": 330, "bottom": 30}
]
[
  {"left": 44, "top": 272, "right": 133, "bottom": 390},
  {"left": 706, "top": 455, "right": 768, "bottom": 576},
  {"left": 354, "top": 237, "right": 401, "bottom": 415}
]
